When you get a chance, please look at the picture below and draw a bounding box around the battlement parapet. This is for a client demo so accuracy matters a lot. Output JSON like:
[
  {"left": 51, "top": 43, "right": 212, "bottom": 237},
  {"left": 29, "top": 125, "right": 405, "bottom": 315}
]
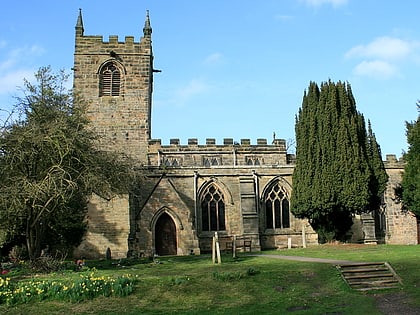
[
  {"left": 147, "top": 138, "right": 289, "bottom": 167},
  {"left": 383, "top": 154, "right": 405, "bottom": 169},
  {"left": 74, "top": 34, "right": 151, "bottom": 55},
  {"left": 149, "top": 138, "right": 286, "bottom": 148}
]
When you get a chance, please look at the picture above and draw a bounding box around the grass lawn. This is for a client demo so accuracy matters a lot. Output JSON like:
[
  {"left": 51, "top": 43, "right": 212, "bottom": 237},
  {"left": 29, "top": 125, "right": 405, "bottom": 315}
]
[{"left": 0, "top": 244, "right": 418, "bottom": 314}]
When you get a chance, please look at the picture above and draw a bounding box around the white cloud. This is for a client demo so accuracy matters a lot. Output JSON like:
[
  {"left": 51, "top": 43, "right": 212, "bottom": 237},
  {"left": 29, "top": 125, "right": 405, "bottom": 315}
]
[
  {"left": 0, "top": 44, "right": 45, "bottom": 95},
  {"left": 274, "top": 14, "right": 294, "bottom": 21},
  {"left": 174, "top": 79, "right": 211, "bottom": 105},
  {"left": 345, "top": 36, "right": 417, "bottom": 61},
  {"left": 301, "top": 0, "right": 348, "bottom": 8},
  {"left": 345, "top": 36, "right": 420, "bottom": 79},
  {"left": 0, "top": 45, "right": 45, "bottom": 71},
  {"left": 353, "top": 60, "right": 398, "bottom": 79},
  {"left": 203, "top": 52, "right": 223, "bottom": 65},
  {"left": 0, "top": 69, "right": 35, "bottom": 94}
]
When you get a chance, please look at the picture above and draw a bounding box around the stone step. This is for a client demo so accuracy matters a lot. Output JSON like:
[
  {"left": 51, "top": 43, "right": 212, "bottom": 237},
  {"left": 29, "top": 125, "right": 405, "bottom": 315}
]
[
  {"left": 344, "top": 273, "right": 395, "bottom": 280},
  {"left": 343, "top": 267, "right": 388, "bottom": 274},
  {"left": 337, "top": 262, "right": 401, "bottom": 291}
]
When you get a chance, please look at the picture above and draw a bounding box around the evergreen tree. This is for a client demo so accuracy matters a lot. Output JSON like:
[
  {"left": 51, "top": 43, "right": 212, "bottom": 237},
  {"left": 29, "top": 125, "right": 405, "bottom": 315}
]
[
  {"left": 401, "top": 104, "right": 420, "bottom": 218},
  {"left": 291, "top": 80, "right": 388, "bottom": 242},
  {"left": 366, "top": 120, "right": 388, "bottom": 211}
]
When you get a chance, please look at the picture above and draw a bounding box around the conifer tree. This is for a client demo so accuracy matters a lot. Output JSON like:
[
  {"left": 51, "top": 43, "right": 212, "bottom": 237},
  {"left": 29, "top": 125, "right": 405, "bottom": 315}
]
[
  {"left": 291, "top": 80, "right": 388, "bottom": 242},
  {"left": 401, "top": 104, "right": 420, "bottom": 218}
]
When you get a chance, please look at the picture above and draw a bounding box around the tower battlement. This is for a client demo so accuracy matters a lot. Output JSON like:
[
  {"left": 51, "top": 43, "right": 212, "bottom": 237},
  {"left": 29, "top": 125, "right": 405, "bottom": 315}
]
[
  {"left": 383, "top": 154, "right": 405, "bottom": 169},
  {"left": 73, "top": 10, "right": 153, "bottom": 162},
  {"left": 74, "top": 34, "right": 150, "bottom": 54}
]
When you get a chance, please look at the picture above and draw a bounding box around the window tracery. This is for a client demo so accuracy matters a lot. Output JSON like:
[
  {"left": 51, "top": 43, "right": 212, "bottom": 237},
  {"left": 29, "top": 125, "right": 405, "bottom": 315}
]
[
  {"left": 264, "top": 181, "right": 290, "bottom": 229},
  {"left": 200, "top": 184, "right": 226, "bottom": 232}
]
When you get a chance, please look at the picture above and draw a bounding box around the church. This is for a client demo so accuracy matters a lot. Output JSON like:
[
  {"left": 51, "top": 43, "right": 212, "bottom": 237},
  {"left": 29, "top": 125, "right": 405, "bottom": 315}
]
[{"left": 72, "top": 11, "right": 418, "bottom": 259}]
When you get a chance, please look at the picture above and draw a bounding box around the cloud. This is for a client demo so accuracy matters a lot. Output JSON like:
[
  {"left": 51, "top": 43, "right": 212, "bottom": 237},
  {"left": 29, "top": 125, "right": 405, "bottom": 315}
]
[
  {"left": 0, "top": 44, "right": 45, "bottom": 95},
  {"left": 301, "top": 0, "right": 348, "bottom": 8},
  {"left": 345, "top": 36, "right": 417, "bottom": 61},
  {"left": 345, "top": 36, "right": 420, "bottom": 79},
  {"left": 0, "top": 69, "right": 35, "bottom": 94},
  {"left": 274, "top": 14, "right": 294, "bottom": 22},
  {"left": 174, "top": 79, "right": 211, "bottom": 105},
  {"left": 353, "top": 60, "right": 398, "bottom": 79},
  {"left": 0, "top": 45, "right": 45, "bottom": 71},
  {"left": 203, "top": 52, "right": 224, "bottom": 65}
]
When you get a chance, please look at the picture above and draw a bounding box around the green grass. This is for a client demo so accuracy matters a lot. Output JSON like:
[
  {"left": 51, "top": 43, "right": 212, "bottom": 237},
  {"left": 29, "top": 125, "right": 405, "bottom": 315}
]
[{"left": 1, "top": 244, "right": 419, "bottom": 314}]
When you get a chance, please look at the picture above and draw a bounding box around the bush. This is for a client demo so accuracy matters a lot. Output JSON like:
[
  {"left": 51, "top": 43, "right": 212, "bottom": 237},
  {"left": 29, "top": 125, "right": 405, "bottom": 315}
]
[
  {"left": 28, "top": 257, "right": 66, "bottom": 273},
  {"left": 8, "top": 246, "right": 27, "bottom": 263}
]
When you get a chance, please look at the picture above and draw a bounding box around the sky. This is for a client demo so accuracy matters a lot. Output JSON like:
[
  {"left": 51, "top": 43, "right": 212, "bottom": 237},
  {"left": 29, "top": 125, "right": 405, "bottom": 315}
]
[{"left": 1, "top": 0, "right": 419, "bottom": 158}]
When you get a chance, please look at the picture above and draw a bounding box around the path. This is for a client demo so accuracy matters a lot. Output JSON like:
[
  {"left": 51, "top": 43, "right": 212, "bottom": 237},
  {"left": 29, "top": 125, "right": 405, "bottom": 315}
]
[{"left": 250, "top": 254, "right": 359, "bottom": 265}]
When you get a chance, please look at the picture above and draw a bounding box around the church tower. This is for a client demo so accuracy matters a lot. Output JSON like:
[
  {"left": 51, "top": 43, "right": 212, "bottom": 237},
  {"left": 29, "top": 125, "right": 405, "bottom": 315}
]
[{"left": 73, "top": 9, "right": 154, "bottom": 163}]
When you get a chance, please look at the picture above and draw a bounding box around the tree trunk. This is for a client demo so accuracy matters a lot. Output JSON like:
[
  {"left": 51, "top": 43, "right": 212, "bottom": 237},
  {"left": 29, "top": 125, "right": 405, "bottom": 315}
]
[{"left": 26, "top": 213, "right": 44, "bottom": 260}]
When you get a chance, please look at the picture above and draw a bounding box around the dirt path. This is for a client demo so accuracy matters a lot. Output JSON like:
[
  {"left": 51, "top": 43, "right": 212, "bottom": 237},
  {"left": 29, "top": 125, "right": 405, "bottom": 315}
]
[{"left": 374, "top": 293, "right": 420, "bottom": 315}]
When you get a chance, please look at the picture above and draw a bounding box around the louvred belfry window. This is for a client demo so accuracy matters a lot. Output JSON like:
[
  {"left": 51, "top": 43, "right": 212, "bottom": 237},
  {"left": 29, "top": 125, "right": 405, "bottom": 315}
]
[{"left": 100, "top": 63, "right": 121, "bottom": 96}]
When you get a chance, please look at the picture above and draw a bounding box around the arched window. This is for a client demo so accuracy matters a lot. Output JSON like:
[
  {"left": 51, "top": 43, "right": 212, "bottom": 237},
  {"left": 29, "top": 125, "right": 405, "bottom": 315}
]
[
  {"left": 201, "top": 184, "right": 226, "bottom": 231},
  {"left": 100, "top": 63, "right": 121, "bottom": 96},
  {"left": 264, "top": 181, "right": 290, "bottom": 229}
]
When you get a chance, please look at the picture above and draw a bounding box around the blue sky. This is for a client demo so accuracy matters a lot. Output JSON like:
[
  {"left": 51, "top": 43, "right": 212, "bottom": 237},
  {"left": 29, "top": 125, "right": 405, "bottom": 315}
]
[{"left": 1, "top": 0, "right": 419, "bottom": 158}]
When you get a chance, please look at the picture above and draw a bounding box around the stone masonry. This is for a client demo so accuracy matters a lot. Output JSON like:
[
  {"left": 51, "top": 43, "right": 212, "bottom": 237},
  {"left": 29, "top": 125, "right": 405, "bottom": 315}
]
[{"left": 73, "top": 11, "right": 418, "bottom": 259}]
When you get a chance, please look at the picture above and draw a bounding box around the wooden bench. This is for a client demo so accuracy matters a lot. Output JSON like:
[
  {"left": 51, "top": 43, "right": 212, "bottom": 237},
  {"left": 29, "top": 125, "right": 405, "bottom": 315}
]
[{"left": 223, "top": 236, "right": 252, "bottom": 253}]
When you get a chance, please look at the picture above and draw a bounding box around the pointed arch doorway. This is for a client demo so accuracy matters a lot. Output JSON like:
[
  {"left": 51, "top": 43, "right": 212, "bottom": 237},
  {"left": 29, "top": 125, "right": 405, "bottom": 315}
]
[{"left": 155, "top": 213, "right": 177, "bottom": 256}]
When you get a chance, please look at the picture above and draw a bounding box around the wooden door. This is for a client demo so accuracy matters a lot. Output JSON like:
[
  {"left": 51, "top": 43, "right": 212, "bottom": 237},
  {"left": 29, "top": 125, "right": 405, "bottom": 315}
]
[{"left": 155, "top": 213, "right": 177, "bottom": 256}]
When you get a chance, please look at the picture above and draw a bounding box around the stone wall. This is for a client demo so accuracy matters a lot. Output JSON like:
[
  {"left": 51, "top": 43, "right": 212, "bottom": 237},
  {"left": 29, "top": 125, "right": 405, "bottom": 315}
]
[
  {"left": 383, "top": 155, "right": 418, "bottom": 245},
  {"left": 148, "top": 138, "right": 288, "bottom": 167},
  {"left": 129, "top": 164, "right": 318, "bottom": 256},
  {"left": 74, "top": 194, "right": 130, "bottom": 259}
]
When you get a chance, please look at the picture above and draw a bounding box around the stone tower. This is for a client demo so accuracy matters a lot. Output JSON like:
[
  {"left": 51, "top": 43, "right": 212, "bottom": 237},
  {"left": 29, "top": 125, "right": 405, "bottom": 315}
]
[
  {"left": 73, "top": 9, "right": 154, "bottom": 163},
  {"left": 73, "top": 10, "right": 154, "bottom": 259}
]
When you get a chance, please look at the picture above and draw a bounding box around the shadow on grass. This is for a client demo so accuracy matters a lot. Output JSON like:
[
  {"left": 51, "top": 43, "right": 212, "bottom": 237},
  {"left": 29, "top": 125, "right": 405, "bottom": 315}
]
[{"left": 85, "top": 253, "right": 255, "bottom": 271}]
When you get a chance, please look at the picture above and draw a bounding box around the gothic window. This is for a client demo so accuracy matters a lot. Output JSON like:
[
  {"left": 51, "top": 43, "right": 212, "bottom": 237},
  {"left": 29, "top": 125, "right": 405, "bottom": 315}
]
[
  {"left": 100, "top": 63, "right": 121, "bottom": 96},
  {"left": 264, "top": 181, "right": 290, "bottom": 229},
  {"left": 201, "top": 184, "right": 226, "bottom": 232}
]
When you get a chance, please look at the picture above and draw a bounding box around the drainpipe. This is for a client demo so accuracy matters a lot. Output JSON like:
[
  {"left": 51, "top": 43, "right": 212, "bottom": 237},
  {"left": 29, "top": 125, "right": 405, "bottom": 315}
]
[
  {"left": 252, "top": 170, "right": 259, "bottom": 213},
  {"left": 194, "top": 171, "right": 198, "bottom": 231}
]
